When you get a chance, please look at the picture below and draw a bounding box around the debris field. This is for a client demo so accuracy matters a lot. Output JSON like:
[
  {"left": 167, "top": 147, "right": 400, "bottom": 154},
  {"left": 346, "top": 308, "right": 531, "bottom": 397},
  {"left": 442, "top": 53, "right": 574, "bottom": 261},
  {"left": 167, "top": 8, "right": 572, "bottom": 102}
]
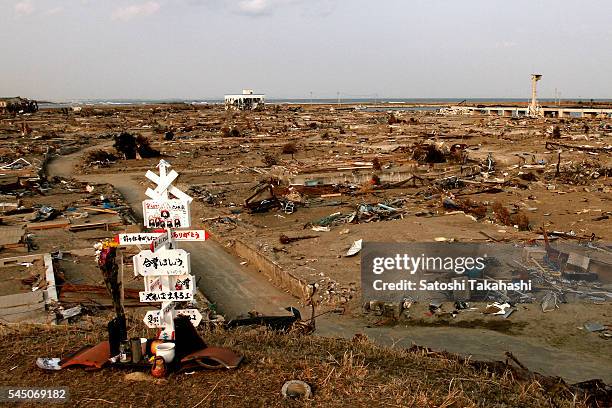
[{"left": 0, "top": 102, "right": 611, "bottom": 396}]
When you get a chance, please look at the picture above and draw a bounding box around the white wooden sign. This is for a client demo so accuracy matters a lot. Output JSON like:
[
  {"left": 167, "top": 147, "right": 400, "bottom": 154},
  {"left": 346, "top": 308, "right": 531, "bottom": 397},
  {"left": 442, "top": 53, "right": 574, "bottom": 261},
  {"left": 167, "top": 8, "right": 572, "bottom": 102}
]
[
  {"left": 135, "top": 159, "right": 204, "bottom": 340},
  {"left": 139, "top": 289, "right": 193, "bottom": 302},
  {"left": 144, "top": 309, "right": 203, "bottom": 329},
  {"left": 144, "top": 275, "right": 194, "bottom": 292},
  {"left": 145, "top": 161, "right": 193, "bottom": 204},
  {"left": 150, "top": 230, "right": 171, "bottom": 252},
  {"left": 143, "top": 199, "right": 191, "bottom": 229},
  {"left": 170, "top": 230, "right": 210, "bottom": 241},
  {"left": 160, "top": 300, "right": 175, "bottom": 315},
  {"left": 115, "top": 233, "right": 160, "bottom": 246},
  {"left": 115, "top": 230, "right": 210, "bottom": 246},
  {"left": 133, "top": 249, "right": 190, "bottom": 276}
]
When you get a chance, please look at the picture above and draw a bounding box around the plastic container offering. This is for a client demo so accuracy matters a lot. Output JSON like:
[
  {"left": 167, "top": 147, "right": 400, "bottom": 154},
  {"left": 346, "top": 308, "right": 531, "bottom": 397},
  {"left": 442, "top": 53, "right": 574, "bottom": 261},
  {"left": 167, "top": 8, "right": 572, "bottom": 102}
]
[{"left": 155, "top": 343, "right": 176, "bottom": 363}]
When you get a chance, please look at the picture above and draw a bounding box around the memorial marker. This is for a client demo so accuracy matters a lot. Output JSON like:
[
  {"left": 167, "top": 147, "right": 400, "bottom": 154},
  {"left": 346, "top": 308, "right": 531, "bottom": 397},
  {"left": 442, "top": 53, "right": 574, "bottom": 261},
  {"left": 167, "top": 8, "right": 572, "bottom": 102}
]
[{"left": 133, "top": 160, "right": 205, "bottom": 340}]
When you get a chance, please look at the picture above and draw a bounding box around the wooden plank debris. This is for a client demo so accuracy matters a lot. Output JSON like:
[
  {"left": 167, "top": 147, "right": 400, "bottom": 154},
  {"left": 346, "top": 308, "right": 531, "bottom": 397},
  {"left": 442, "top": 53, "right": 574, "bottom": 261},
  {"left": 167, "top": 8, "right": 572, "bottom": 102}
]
[
  {"left": 26, "top": 219, "right": 71, "bottom": 230},
  {"left": 68, "top": 220, "right": 123, "bottom": 232},
  {"left": 43, "top": 253, "right": 58, "bottom": 303},
  {"left": 0, "top": 227, "right": 25, "bottom": 249},
  {"left": 82, "top": 206, "right": 120, "bottom": 215},
  {"left": 0, "top": 253, "right": 44, "bottom": 267}
]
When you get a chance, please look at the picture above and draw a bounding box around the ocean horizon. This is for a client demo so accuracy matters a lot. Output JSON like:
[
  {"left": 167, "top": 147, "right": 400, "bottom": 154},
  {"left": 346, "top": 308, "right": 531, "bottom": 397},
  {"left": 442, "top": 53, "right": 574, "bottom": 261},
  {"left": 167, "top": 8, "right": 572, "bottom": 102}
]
[{"left": 38, "top": 97, "right": 612, "bottom": 109}]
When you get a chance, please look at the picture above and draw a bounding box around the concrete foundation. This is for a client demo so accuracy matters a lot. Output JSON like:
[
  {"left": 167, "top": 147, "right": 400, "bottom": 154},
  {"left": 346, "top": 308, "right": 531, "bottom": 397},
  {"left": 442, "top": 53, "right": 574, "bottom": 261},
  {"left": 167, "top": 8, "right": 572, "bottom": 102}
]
[{"left": 229, "top": 239, "right": 309, "bottom": 299}]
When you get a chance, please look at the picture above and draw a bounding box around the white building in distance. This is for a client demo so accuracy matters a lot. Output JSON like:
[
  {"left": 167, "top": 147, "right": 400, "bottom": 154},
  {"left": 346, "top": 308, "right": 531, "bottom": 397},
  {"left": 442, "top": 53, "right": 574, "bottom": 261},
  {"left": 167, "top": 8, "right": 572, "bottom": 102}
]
[{"left": 224, "top": 89, "right": 265, "bottom": 110}]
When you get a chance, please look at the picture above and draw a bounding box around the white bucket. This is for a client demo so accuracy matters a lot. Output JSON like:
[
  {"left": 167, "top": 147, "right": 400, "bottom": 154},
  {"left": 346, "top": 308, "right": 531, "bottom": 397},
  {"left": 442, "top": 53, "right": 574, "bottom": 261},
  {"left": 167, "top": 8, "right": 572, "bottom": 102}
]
[{"left": 155, "top": 343, "right": 175, "bottom": 363}]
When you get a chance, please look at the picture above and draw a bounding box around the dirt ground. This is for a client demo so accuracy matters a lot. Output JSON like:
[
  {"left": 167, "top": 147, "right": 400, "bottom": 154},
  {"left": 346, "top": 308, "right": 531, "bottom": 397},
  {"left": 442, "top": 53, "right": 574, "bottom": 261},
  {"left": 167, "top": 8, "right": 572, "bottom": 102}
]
[
  {"left": 0, "top": 322, "right": 606, "bottom": 408},
  {"left": 1, "top": 103, "right": 611, "bottom": 390}
]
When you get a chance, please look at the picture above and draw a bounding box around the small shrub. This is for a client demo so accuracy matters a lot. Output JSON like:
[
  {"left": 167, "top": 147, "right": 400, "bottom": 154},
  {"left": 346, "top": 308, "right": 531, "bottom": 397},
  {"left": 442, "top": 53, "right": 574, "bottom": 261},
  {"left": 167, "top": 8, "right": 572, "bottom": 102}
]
[
  {"left": 281, "top": 142, "right": 298, "bottom": 159},
  {"left": 412, "top": 144, "right": 446, "bottom": 164},
  {"left": 519, "top": 172, "right": 538, "bottom": 181},
  {"left": 512, "top": 211, "right": 531, "bottom": 231},
  {"left": 372, "top": 157, "right": 382, "bottom": 171},
  {"left": 135, "top": 135, "right": 160, "bottom": 158},
  {"left": 458, "top": 199, "right": 487, "bottom": 219},
  {"left": 113, "top": 132, "right": 159, "bottom": 159},
  {"left": 262, "top": 154, "right": 278, "bottom": 167},
  {"left": 220, "top": 126, "right": 241, "bottom": 137},
  {"left": 492, "top": 202, "right": 511, "bottom": 226},
  {"left": 113, "top": 132, "right": 137, "bottom": 159}
]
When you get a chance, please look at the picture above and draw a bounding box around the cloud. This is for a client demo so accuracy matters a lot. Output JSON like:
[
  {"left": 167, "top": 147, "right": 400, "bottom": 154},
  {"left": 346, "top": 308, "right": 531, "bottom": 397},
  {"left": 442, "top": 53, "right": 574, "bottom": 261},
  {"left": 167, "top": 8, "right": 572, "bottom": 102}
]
[
  {"left": 112, "top": 1, "right": 161, "bottom": 21},
  {"left": 495, "top": 41, "right": 518, "bottom": 49},
  {"left": 44, "top": 7, "right": 64, "bottom": 16},
  {"left": 182, "top": 0, "right": 336, "bottom": 18},
  {"left": 233, "top": 0, "right": 316, "bottom": 17},
  {"left": 235, "top": 0, "right": 280, "bottom": 16},
  {"left": 14, "top": 0, "right": 35, "bottom": 16},
  {"left": 300, "top": 0, "right": 336, "bottom": 18}
]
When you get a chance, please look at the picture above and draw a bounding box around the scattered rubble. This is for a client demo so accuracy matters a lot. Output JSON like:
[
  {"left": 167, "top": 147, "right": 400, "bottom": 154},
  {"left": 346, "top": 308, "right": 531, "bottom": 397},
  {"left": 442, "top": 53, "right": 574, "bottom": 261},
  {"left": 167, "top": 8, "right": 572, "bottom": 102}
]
[
  {"left": 0, "top": 97, "right": 38, "bottom": 114},
  {"left": 0, "top": 101, "right": 610, "bottom": 392}
]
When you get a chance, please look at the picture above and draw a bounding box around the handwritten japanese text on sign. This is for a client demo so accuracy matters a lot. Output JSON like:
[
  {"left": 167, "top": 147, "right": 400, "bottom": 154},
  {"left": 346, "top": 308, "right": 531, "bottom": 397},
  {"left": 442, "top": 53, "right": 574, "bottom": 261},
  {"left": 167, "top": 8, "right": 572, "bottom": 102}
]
[
  {"left": 116, "top": 230, "right": 209, "bottom": 246},
  {"left": 144, "top": 309, "right": 203, "bottom": 328},
  {"left": 115, "top": 233, "right": 159, "bottom": 246},
  {"left": 169, "top": 230, "right": 209, "bottom": 241},
  {"left": 139, "top": 290, "right": 193, "bottom": 302},
  {"left": 133, "top": 249, "right": 190, "bottom": 276}
]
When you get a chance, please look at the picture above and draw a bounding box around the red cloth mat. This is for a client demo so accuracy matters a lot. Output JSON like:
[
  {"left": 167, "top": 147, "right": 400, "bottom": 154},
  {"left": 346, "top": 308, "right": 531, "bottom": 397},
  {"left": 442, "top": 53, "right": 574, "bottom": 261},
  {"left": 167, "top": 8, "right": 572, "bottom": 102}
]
[
  {"left": 180, "top": 347, "right": 243, "bottom": 370},
  {"left": 60, "top": 341, "right": 110, "bottom": 370}
]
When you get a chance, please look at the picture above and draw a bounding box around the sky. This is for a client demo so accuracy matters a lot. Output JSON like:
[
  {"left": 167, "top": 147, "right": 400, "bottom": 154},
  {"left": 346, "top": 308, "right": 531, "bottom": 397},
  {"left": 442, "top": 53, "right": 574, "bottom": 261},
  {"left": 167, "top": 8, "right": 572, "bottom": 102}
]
[{"left": 1, "top": 0, "right": 611, "bottom": 101}]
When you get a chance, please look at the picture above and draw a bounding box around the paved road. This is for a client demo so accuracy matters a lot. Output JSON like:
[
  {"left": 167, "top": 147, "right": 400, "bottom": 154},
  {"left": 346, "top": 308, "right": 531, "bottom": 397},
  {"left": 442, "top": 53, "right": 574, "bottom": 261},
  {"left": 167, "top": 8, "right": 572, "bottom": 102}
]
[
  {"left": 47, "top": 148, "right": 296, "bottom": 319},
  {"left": 46, "top": 149, "right": 612, "bottom": 383}
]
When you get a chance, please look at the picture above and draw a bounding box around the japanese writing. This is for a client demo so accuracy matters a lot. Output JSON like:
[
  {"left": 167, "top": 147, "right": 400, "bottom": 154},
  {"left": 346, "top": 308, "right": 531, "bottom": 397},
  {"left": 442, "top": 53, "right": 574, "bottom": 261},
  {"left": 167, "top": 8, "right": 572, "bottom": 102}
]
[
  {"left": 135, "top": 249, "right": 190, "bottom": 276},
  {"left": 172, "top": 230, "right": 201, "bottom": 240},
  {"left": 142, "top": 256, "right": 184, "bottom": 269},
  {"left": 174, "top": 277, "right": 191, "bottom": 290},
  {"left": 116, "top": 233, "right": 158, "bottom": 245},
  {"left": 139, "top": 290, "right": 193, "bottom": 302}
]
